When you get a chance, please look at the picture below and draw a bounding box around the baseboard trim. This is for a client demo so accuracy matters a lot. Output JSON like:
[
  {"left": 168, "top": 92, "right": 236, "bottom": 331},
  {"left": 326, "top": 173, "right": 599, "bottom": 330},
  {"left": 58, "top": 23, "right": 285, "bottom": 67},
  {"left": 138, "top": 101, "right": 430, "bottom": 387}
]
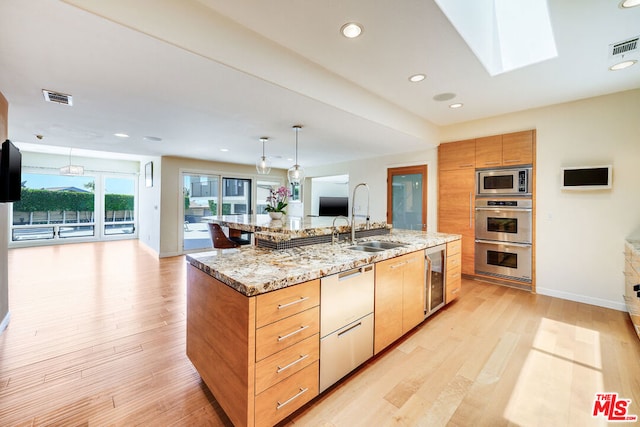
[
  {"left": 536, "top": 287, "right": 626, "bottom": 312},
  {"left": 0, "top": 311, "right": 10, "bottom": 334}
]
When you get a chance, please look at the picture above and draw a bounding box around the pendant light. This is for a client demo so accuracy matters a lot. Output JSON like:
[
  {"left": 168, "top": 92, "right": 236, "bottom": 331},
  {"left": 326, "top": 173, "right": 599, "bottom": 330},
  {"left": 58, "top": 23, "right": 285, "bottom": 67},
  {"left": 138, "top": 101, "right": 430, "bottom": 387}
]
[
  {"left": 59, "top": 147, "right": 84, "bottom": 176},
  {"left": 256, "top": 137, "right": 271, "bottom": 175},
  {"left": 287, "top": 125, "right": 305, "bottom": 185}
]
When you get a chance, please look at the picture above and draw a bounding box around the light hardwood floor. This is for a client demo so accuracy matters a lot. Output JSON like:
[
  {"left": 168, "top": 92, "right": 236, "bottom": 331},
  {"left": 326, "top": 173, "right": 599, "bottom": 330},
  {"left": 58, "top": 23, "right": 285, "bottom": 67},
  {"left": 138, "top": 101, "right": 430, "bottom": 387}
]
[{"left": 1, "top": 240, "right": 639, "bottom": 426}]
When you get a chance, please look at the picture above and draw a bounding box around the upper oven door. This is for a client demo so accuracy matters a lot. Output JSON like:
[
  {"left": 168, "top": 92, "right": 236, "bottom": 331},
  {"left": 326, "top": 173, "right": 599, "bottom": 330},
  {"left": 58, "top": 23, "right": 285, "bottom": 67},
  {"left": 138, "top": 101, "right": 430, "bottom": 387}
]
[
  {"left": 477, "top": 168, "right": 531, "bottom": 196},
  {"left": 475, "top": 204, "right": 532, "bottom": 244}
]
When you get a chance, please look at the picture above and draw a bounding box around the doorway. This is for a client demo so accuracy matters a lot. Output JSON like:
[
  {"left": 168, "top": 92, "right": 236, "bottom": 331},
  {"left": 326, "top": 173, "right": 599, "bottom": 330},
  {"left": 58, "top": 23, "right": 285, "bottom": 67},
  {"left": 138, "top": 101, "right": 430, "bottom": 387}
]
[{"left": 387, "top": 165, "right": 427, "bottom": 231}]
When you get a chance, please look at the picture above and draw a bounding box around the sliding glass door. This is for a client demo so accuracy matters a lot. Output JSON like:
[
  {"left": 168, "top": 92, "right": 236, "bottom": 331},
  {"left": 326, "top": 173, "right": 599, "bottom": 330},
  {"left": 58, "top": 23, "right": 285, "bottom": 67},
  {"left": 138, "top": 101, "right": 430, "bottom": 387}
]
[{"left": 183, "top": 173, "right": 219, "bottom": 251}]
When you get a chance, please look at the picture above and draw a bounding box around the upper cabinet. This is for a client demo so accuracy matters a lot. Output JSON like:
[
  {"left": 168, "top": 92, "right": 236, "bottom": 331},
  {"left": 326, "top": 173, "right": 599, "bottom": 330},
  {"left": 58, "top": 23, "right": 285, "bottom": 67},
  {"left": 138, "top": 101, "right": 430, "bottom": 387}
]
[
  {"left": 438, "top": 139, "right": 476, "bottom": 171},
  {"left": 502, "top": 130, "right": 534, "bottom": 166},
  {"left": 475, "top": 130, "right": 534, "bottom": 168}
]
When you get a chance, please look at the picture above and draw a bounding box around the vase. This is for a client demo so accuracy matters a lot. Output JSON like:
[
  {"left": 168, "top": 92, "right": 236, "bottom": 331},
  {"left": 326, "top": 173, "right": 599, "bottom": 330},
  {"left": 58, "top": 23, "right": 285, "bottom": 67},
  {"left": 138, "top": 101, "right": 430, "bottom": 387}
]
[{"left": 268, "top": 211, "right": 284, "bottom": 220}]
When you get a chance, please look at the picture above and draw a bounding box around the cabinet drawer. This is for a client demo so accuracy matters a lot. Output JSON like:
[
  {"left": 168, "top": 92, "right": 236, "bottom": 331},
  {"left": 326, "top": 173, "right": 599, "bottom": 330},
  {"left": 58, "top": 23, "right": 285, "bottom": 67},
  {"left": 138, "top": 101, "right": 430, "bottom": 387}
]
[
  {"left": 255, "top": 334, "right": 319, "bottom": 395},
  {"left": 446, "top": 253, "right": 461, "bottom": 270},
  {"left": 254, "top": 361, "right": 319, "bottom": 427},
  {"left": 256, "top": 279, "right": 320, "bottom": 328},
  {"left": 256, "top": 307, "right": 319, "bottom": 361},
  {"left": 446, "top": 265, "right": 461, "bottom": 303},
  {"left": 446, "top": 239, "right": 462, "bottom": 257}
]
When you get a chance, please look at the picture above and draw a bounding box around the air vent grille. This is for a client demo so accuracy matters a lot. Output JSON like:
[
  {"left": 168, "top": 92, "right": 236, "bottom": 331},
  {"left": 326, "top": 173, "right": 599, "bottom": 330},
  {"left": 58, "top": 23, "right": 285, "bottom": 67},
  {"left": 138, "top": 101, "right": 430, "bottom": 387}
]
[
  {"left": 42, "top": 89, "right": 73, "bottom": 106},
  {"left": 610, "top": 37, "right": 638, "bottom": 57}
]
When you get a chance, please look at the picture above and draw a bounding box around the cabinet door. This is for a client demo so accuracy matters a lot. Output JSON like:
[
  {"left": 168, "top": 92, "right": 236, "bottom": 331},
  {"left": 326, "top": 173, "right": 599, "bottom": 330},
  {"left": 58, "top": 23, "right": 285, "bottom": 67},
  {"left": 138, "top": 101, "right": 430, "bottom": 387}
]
[
  {"left": 438, "top": 169, "right": 475, "bottom": 275},
  {"left": 438, "top": 139, "right": 476, "bottom": 170},
  {"left": 475, "top": 135, "right": 502, "bottom": 168},
  {"left": 402, "top": 251, "right": 425, "bottom": 333},
  {"left": 502, "top": 130, "right": 533, "bottom": 165},
  {"left": 374, "top": 256, "right": 404, "bottom": 354}
]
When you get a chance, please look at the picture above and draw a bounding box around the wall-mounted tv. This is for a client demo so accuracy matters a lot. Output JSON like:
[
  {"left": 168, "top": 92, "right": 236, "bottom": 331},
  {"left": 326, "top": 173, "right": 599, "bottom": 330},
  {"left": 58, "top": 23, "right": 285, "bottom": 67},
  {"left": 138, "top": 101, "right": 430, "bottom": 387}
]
[
  {"left": 0, "top": 139, "right": 22, "bottom": 202},
  {"left": 318, "top": 196, "right": 348, "bottom": 217},
  {"left": 561, "top": 165, "right": 612, "bottom": 190}
]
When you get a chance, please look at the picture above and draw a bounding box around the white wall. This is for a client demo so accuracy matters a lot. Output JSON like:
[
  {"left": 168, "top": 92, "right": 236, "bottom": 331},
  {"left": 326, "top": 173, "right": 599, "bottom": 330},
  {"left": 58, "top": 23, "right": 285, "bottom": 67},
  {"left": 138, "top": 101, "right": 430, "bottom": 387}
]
[
  {"left": 439, "top": 89, "right": 640, "bottom": 310},
  {"left": 305, "top": 147, "right": 440, "bottom": 233},
  {"left": 137, "top": 156, "right": 162, "bottom": 254}
]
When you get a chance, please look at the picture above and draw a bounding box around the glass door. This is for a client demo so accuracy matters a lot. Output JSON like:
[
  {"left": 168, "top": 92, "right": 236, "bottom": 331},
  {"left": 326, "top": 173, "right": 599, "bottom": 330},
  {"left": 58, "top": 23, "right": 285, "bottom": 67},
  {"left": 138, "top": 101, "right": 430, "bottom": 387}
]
[
  {"left": 222, "top": 177, "right": 252, "bottom": 215},
  {"left": 104, "top": 176, "right": 136, "bottom": 237},
  {"left": 387, "top": 165, "right": 427, "bottom": 231},
  {"left": 183, "top": 173, "right": 219, "bottom": 251}
]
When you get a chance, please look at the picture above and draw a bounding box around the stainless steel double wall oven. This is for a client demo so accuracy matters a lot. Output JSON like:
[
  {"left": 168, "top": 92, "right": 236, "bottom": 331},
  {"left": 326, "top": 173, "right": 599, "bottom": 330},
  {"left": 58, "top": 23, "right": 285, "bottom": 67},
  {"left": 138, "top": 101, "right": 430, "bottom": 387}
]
[{"left": 475, "top": 167, "right": 532, "bottom": 283}]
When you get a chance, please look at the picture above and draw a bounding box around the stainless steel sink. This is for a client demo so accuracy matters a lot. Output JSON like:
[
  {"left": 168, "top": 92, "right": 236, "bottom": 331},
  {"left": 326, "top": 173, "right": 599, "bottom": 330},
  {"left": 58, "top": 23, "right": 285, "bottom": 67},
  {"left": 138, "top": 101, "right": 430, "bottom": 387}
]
[
  {"left": 359, "top": 241, "right": 405, "bottom": 250},
  {"left": 347, "top": 245, "right": 385, "bottom": 252}
]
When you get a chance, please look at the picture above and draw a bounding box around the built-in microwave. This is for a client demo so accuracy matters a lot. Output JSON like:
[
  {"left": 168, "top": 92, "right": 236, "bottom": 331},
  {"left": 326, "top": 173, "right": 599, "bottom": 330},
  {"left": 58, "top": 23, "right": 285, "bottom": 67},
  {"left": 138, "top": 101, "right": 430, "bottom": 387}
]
[{"left": 477, "top": 167, "right": 532, "bottom": 197}]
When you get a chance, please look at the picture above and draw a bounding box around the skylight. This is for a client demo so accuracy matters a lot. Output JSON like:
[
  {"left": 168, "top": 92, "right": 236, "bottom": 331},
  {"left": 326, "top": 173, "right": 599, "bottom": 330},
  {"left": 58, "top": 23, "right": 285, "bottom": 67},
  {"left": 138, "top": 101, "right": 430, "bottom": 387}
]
[{"left": 435, "top": 0, "right": 558, "bottom": 76}]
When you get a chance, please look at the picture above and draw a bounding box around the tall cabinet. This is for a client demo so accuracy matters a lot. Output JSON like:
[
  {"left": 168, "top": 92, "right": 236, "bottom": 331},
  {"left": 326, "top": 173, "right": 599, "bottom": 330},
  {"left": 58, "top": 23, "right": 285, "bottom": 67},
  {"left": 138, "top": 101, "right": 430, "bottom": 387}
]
[
  {"left": 438, "top": 140, "right": 476, "bottom": 277},
  {"left": 438, "top": 130, "right": 536, "bottom": 288}
]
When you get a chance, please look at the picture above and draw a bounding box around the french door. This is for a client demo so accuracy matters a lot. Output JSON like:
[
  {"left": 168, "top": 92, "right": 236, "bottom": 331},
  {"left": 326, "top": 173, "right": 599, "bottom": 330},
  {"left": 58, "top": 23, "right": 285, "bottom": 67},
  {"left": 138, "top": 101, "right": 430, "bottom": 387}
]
[{"left": 387, "top": 165, "right": 427, "bottom": 231}]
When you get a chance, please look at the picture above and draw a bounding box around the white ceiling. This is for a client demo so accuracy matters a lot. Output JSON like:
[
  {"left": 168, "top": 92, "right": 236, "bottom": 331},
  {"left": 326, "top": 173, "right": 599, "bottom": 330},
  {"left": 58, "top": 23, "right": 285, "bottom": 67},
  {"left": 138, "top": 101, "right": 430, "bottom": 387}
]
[{"left": 0, "top": 0, "right": 638, "bottom": 169}]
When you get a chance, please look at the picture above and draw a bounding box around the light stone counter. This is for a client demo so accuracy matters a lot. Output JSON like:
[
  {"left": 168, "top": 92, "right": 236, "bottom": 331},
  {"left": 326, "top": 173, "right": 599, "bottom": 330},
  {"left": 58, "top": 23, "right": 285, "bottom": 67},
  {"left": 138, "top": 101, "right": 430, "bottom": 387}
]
[{"left": 187, "top": 229, "right": 461, "bottom": 296}]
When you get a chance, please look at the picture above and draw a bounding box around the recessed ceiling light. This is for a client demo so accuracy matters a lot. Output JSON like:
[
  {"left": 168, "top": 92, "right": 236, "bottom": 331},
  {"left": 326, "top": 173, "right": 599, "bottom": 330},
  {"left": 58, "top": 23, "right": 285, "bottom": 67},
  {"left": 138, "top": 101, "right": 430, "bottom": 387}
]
[
  {"left": 449, "top": 103, "right": 464, "bottom": 109},
  {"left": 433, "top": 92, "right": 457, "bottom": 102},
  {"left": 609, "top": 59, "right": 637, "bottom": 70},
  {"left": 143, "top": 136, "right": 162, "bottom": 142},
  {"left": 341, "top": 22, "right": 363, "bottom": 38},
  {"left": 409, "top": 74, "right": 426, "bottom": 82},
  {"left": 220, "top": 148, "right": 229, "bottom": 152},
  {"left": 620, "top": 0, "right": 640, "bottom": 8},
  {"left": 114, "top": 133, "right": 129, "bottom": 138}
]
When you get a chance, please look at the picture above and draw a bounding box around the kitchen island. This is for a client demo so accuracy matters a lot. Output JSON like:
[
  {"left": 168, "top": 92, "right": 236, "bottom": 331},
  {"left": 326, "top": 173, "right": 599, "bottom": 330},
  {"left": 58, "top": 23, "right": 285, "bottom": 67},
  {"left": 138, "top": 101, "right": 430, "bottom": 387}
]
[{"left": 186, "top": 229, "right": 461, "bottom": 427}]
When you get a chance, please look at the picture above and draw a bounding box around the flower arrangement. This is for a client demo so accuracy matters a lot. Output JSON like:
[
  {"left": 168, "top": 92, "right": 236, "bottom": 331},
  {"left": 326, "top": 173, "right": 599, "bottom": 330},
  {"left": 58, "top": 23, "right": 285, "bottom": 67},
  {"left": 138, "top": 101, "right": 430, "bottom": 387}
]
[{"left": 264, "top": 186, "right": 291, "bottom": 214}]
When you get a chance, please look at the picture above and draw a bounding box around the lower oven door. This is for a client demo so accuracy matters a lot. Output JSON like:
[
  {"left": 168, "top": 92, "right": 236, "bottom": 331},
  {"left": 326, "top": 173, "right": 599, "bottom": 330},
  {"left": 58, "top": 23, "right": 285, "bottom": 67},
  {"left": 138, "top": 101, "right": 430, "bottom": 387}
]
[{"left": 475, "top": 240, "right": 532, "bottom": 282}]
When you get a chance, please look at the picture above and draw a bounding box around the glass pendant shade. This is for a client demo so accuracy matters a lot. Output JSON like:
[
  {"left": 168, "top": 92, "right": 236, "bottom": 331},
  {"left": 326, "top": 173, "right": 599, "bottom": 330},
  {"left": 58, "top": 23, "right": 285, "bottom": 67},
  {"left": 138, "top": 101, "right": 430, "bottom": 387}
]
[
  {"left": 288, "top": 164, "right": 305, "bottom": 185},
  {"left": 60, "top": 148, "right": 84, "bottom": 176},
  {"left": 256, "top": 137, "right": 271, "bottom": 174},
  {"left": 288, "top": 125, "right": 304, "bottom": 184}
]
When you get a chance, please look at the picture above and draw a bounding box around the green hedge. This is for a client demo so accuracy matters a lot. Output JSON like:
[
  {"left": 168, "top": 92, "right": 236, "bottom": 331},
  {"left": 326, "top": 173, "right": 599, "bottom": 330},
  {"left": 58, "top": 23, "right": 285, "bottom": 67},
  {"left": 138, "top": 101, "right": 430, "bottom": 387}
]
[{"left": 13, "top": 188, "right": 133, "bottom": 212}]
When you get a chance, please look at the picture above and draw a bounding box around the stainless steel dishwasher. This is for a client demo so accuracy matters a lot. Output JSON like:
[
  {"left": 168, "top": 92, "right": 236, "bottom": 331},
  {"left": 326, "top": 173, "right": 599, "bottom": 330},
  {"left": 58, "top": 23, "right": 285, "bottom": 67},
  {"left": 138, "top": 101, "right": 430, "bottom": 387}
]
[
  {"left": 320, "top": 264, "right": 374, "bottom": 392},
  {"left": 425, "top": 244, "right": 446, "bottom": 318}
]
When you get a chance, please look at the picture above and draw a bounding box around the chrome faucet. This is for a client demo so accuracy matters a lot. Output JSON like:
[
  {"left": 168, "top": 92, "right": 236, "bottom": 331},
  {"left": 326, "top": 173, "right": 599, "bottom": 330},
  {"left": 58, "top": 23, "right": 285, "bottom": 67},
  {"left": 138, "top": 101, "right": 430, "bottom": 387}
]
[
  {"left": 351, "top": 183, "right": 370, "bottom": 244},
  {"left": 331, "top": 215, "right": 350, "bottom": 244}
]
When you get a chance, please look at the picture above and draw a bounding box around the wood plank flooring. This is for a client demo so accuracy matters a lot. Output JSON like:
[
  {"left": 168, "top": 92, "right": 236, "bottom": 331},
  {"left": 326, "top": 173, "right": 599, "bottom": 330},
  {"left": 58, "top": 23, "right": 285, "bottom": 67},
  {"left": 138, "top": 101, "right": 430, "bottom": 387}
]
[{"left": 1, "top": 240, "right": 639, "bottom": 426}]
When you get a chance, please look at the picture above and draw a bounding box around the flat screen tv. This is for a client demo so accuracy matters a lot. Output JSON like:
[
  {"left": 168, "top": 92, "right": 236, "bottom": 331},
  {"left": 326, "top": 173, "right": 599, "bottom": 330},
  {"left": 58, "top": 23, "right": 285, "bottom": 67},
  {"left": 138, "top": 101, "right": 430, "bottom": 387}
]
[
  {"left": 318, "top": 196, "right": 348, "bottom": 217},
  {"left": 0, "top": 139, "right": 22, "bottom": 202},
  {"left": 561, "top": 165, "right": 612, "bottom": 190}
]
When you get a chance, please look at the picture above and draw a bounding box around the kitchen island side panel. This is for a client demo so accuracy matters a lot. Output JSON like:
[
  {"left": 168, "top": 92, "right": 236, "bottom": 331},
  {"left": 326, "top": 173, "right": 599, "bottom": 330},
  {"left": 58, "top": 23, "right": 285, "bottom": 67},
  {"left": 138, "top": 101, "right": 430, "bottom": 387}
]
[{"left": 186, "top": 264, "right": 256, "bottom": 427}]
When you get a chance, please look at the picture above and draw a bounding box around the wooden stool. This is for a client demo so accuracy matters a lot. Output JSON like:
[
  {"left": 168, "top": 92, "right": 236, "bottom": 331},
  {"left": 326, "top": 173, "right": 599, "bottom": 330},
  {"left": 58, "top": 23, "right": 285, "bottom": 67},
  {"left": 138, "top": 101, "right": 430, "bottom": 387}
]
[{"left": 207, "top": 223, "right": 240, "bottom": 249}]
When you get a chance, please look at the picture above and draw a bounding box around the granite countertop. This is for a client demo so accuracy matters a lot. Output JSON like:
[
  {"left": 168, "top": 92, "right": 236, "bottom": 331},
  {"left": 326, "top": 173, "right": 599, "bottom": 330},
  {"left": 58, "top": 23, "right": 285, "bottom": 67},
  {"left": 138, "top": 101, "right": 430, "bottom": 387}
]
[
  {"left": 187, "top": 229, "right": 461, "bottom": 296},
  {"left": 626, "top": 239, "right": 640, "bottom": 255},
  {"left": 205, "top": 214, "right": 389, "bottom": 242}
]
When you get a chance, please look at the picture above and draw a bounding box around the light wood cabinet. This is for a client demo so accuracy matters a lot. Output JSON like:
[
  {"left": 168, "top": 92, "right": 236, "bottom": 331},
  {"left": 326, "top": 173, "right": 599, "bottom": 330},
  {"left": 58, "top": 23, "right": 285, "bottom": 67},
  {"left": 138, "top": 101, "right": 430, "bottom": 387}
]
[
  {"left": 624, "top": 242, "right": 640, "bottom": 341},
  {"left": 475, "top": 135, "right": 503, "bottom": 168},
  {"left": 374, "top": 251, "right": 424, "bottom": 354},
  {"left": 445, "top": 240, "right": 462, "bottom": 303},
  {"left": 475, "top": 130, "right": 534, "bottom": 168},
  {"left": 438, "top": 168, "right": 475, "bottom": 275},
  {"left": 438, "top": 139, "right": 476, "bottom": 170},
  {"left": 186, "top": 265, "right": 320, "bottom": 427},
  {"left": 502, "top": 130, "right": 534, "bottom": 166}
]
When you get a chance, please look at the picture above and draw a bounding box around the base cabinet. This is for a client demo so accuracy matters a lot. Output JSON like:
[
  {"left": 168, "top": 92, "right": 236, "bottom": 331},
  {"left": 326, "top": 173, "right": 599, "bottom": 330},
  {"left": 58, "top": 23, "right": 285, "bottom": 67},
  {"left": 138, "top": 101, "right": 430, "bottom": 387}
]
[
  {"left": 445, "top": 240, "right": 462, "bottom": 303},
  {"left": 186, "top": 265, "right": 320, "bottom": 427},
  {"left": 374, "top": 251, "right": 425, "bottom": 354},
  {"left": 624, "top": 242, "right": 640, "bottom": 341}
]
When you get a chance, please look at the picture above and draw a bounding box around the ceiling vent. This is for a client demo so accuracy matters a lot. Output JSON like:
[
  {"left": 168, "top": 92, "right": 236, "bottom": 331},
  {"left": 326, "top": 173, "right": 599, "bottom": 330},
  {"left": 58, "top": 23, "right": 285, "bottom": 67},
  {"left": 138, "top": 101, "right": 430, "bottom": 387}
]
[
  {"left": 610, "top": 37, "right": 639, "bottom": 57},
  {"left": 42, "top": 89, "right": 73, "bottom": 106}
]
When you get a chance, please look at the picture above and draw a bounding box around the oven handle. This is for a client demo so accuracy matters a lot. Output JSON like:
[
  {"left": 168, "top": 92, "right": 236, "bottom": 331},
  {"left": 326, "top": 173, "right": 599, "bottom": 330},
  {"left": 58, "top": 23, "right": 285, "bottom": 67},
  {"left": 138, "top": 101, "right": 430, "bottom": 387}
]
[
  {"left": 475, "top": 207, "right": 532, "bottom": 212},
  {"left": 475, "top": 239, "right": 532, "bottom": 248}
]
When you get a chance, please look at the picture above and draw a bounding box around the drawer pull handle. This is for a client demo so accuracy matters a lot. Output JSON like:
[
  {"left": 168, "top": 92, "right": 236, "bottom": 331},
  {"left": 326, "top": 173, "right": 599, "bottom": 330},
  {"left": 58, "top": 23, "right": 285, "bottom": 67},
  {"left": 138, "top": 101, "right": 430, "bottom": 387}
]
[
  {"left": 278, "top": 325, "right": 310, "bottom": 342},
  {"left": 390, "top": 261, "right": 406, "bottom": 269},
  {"left": 278, "top": 296, "right": 310, "bottom": 310},
  {"left": 276, "top": 387, "right": 309, "bottom": 410},
  {"left": 276, "top": 354, "right": 309, "bottom": 373},
  {"left": 337, "top": 321, "right": 362, "bottom": 337}
]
